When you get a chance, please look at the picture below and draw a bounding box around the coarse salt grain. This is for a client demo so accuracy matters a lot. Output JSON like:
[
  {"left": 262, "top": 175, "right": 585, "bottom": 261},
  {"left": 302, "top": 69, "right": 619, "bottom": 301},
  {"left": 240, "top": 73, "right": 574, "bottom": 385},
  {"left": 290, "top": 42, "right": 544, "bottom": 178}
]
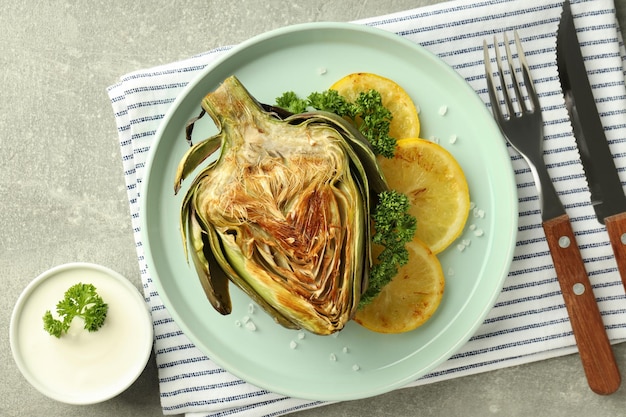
[{"left": 473, "top": 208, "right": 486, "bottom": 218}]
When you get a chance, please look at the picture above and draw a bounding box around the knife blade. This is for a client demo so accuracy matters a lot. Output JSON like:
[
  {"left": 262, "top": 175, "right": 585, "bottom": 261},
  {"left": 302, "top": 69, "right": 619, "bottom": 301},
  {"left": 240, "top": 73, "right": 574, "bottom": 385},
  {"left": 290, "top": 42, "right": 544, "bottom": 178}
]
[{"left": 557, "top": 0, "right": 626, "bottom": 292}]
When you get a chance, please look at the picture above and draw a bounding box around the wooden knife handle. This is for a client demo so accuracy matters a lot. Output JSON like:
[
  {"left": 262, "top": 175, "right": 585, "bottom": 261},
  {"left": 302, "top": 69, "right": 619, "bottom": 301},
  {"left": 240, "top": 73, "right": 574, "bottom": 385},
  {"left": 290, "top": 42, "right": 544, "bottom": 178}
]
[
  {"left": 543, "top": 214, "right": 621, "bottom": 395},
  {"left": 604, "top": 212, "right": 626, "bottom": 292}
]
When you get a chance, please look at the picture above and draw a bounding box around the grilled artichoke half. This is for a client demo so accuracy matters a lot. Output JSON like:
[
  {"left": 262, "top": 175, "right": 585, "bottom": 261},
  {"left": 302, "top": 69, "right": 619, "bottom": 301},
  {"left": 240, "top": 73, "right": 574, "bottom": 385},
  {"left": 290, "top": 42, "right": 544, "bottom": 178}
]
[{"left": 174, "top": 76, "right": 387, "bottom": 335}]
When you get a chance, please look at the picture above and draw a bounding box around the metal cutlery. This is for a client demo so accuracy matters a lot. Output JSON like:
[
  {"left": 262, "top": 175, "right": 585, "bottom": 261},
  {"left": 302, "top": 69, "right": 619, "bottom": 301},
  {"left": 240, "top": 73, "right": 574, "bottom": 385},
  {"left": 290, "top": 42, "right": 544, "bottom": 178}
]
[
  {"left": 483, "top": 31, "right": 620, "bottom": 395},
  {"left": 556, "top": 0, "right": 626, "bottom": 292}
]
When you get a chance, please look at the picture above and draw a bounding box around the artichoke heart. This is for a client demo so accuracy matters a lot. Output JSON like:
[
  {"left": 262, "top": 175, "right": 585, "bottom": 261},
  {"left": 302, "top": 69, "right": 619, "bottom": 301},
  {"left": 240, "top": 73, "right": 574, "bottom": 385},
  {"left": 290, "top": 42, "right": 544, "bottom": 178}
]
[{"left": 175, "top": 75, "right": 385, "bottom": 335}]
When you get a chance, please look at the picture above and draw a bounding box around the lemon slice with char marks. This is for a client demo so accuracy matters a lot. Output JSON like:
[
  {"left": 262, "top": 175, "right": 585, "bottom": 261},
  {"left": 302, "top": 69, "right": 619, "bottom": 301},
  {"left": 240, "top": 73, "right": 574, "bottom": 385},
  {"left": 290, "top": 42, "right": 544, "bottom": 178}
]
[
  {"left": 354, "top": 238, "right": 444, "bottom": 334},
  {"left": 378, "top": 137, "right": 470, "bottom": 254}
]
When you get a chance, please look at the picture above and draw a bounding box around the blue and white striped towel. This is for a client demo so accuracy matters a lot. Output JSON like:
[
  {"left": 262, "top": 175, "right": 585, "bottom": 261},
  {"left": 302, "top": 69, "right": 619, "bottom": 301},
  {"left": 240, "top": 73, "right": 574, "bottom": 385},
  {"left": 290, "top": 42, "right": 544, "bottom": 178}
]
[{"left": 108, "top": 0, "right": 626, "bottom": 415}]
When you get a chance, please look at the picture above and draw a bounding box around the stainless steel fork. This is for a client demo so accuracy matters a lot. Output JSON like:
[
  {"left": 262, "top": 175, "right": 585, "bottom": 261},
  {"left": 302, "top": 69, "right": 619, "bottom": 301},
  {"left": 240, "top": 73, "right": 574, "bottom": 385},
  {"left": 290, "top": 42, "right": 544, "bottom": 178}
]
[{"left": 483, "top": 32, "right": 620, "bottom": 395}]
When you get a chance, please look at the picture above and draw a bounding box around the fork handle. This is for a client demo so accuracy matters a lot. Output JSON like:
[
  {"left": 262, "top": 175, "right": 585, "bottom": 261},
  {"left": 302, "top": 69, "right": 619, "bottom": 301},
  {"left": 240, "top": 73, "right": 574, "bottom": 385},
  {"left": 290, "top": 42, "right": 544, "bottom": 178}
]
[
  {"left": 604, "top": 212, "right": 626, "bottom": 293},
  {"left": 543, "top": 214, "right": 621, "bottom": 395}
]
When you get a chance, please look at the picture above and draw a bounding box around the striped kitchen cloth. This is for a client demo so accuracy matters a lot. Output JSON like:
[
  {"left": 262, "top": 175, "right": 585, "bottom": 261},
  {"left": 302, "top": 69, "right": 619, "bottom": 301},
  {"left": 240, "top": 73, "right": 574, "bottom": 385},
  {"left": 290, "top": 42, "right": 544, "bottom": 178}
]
[{"left": 107, "top": 0, "right": 626, "bottom": 416}]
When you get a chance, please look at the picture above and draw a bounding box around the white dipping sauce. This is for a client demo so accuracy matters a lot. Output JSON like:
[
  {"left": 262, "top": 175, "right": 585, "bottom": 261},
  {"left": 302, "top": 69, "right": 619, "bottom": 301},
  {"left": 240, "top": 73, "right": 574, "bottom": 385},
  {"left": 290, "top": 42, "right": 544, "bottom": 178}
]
[{"left": 10, "top": 263, "right": 153, "bottom": 404}]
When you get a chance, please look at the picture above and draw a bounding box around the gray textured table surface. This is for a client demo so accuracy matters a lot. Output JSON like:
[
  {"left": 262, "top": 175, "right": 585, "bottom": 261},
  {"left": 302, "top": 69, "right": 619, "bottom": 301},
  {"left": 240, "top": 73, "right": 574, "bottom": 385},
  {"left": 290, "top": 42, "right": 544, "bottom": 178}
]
[{"left": 3, "top": 1, "right": 626, "bottom": 416}]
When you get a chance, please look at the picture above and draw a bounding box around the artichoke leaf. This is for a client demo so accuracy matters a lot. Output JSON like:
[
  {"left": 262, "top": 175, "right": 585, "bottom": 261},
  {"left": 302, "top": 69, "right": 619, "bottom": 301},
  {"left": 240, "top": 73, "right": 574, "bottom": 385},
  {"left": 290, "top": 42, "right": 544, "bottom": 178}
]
[
  {"left": 179, "top": 171, "right": 211, "bottom": 261},
  {"left": 188, "top": 206, "right": 232, "bottom": 315},
  {"left": 185, "top": 108, "right": 206, "bottom": 146},
  {"left": 174, "top": 133, "right": 223, "bottom": 194}
]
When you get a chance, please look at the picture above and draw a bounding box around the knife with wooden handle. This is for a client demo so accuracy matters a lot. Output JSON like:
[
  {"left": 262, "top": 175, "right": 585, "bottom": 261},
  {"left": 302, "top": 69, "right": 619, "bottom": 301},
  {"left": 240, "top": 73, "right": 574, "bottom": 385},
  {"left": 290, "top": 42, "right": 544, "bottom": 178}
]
[
  {"left": 557, "top": 0, "right": 626, "bottom": 291},
  {"left": 555, "top": 0, "right": 622, "bottom": 395},
  {"left": 543, "top": 214, "right": 620, "bottom": 395}
]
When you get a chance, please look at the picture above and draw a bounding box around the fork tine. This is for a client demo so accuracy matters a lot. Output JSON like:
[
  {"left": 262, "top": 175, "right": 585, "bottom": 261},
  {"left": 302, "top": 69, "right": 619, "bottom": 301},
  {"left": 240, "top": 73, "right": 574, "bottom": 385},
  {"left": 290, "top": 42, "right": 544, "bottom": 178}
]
[
  {"left": 514, "top": 30, "right": 539, "bottom": 113},
  {"left": 493, "top": 36, "right": 515, "bottom": 118},
  {"left": 483, "top": 39, "right": 505, "bottom": 122},
  {"left": 504, "top": 32, "right": 527, "bottom": 114}
]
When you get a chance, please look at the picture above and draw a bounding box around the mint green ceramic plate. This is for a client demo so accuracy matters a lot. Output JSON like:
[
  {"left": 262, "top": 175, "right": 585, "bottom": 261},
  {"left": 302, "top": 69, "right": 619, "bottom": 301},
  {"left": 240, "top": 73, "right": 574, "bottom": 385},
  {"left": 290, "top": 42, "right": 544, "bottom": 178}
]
[{"left": 142, "top": 22, "right": 517, "bottom": 401}]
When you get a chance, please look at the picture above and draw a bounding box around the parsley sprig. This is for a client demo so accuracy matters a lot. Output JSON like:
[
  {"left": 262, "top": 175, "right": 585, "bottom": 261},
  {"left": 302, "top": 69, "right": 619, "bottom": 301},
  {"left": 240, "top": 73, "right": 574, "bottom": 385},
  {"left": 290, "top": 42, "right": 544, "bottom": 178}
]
[
  {"left": 360, "top": 190, "right": 417, "bottom": 305},
  {"left": 43, "top": 283, "right": 108, "bottom": 338}
]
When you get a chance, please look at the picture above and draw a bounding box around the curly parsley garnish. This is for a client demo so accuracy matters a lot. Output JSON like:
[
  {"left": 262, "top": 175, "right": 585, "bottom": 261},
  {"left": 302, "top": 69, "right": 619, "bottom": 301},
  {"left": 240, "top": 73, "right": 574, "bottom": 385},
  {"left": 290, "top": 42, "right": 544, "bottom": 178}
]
[{"left": 43, "top": 283, "right": 108, "bottom": 338}]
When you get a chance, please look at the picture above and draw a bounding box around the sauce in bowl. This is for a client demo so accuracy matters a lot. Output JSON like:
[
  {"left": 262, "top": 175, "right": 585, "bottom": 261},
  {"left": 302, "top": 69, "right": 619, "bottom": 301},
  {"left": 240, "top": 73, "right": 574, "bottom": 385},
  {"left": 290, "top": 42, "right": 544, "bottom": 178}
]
[{"left": 10, "top": 263, "right": 153, "bottom": 404}]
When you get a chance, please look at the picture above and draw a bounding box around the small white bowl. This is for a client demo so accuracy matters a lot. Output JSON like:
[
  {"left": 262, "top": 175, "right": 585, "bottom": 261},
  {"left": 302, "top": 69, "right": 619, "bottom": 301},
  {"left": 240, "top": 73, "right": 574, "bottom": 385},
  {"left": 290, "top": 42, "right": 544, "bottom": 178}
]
[{"left": 9, "top": 263, "right": 154, "bottom": 404}]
